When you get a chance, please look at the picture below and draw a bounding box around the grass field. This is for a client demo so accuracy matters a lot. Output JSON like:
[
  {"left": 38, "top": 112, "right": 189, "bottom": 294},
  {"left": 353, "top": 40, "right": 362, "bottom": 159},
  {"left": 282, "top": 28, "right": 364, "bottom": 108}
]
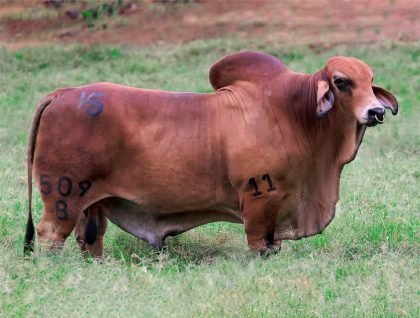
[{"left": 0, "top": 39, "right": 418, "bottom": 317}]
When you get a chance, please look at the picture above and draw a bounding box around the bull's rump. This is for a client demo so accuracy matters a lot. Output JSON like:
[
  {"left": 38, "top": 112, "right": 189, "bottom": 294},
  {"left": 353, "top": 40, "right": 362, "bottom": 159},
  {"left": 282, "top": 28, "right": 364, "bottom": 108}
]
[{"left": 34, "top": 83, "right": 236, "bottom": 214}]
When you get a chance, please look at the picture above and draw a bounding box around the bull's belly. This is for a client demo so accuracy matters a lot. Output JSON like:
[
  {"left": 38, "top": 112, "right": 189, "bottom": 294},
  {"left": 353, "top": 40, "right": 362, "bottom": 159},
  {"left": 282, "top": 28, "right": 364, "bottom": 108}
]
[{"left": 99, "top": 197, "right": 242, "bottom": 248}]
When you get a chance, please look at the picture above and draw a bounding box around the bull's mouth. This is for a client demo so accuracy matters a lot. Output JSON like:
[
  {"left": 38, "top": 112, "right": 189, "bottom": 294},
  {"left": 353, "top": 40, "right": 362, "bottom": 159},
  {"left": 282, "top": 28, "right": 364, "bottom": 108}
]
[{"left": 366, "top": 108, "right": 385, "bottom": 127}]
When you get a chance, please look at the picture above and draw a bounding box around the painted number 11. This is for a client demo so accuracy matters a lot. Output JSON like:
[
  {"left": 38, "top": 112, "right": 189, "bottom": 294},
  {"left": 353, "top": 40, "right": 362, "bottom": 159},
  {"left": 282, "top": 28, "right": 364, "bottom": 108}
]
[{"left": 248, "top": 173, "right": 276, "bottom": 197}]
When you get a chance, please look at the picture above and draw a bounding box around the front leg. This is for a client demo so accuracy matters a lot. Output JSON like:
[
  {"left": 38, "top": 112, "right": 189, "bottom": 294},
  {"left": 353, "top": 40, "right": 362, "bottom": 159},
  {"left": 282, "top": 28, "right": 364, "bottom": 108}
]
[
  {"left": 240, "top": 175, "right": 283, "bottom": 254},
  {"left": 243, "top": 205, "right": 279, "bottom": 253}
]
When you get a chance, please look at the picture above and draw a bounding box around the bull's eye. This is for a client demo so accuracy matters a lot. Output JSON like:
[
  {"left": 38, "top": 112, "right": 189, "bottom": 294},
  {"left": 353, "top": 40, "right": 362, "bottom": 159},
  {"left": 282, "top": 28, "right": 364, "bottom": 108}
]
[{"left": 334, "top": 77, "right": 349, "bottom": 91}]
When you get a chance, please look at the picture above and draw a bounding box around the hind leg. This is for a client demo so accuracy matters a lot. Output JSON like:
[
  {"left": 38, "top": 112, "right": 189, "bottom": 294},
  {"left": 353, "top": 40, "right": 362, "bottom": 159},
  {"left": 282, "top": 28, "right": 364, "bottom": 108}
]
[
  {"left": 74, "top": 203, "right": 107, "bottom": 258},
  {"left": 37, "top": 194, "right": 82, "bottom": 252}
]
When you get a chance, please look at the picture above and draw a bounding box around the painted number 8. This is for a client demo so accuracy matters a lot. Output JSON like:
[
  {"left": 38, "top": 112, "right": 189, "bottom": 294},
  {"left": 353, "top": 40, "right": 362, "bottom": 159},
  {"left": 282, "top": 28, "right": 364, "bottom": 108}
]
[{"left": 55, "top": 200, "right": 68, "bottom": 220}]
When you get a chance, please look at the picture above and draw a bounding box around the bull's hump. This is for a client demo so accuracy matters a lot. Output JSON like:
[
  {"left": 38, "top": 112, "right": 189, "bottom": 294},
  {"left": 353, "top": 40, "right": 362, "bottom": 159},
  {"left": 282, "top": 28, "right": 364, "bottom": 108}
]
[{"left": 209, "top": 51, "right": 288, "bottom": 90}]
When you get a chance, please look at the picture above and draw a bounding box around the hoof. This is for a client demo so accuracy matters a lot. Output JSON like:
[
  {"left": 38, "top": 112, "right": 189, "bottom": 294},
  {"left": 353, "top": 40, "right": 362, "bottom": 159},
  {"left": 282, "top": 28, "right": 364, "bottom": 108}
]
[{"left": 258, "top": 243, "right": 282, "bottom": 257}]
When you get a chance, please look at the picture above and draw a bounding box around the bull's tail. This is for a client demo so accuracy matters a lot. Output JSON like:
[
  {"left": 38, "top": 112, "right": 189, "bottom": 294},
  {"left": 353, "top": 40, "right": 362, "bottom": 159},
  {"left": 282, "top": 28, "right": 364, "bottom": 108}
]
[{"left": 24, "top": 96, "right": 54, "bottom": 255}]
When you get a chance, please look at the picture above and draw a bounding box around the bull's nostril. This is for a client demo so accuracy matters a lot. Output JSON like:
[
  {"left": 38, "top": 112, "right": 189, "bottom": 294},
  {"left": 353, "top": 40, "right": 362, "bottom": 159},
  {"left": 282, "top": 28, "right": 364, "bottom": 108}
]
[
  {"left": 368, "top": 107, "right": 385, "bottom": 116},
  {"left": 367, "top": 107, "right": 386, "bottom": 126},
  {"left": 375, "top": 114, "right": 384, "bottom": 123}
]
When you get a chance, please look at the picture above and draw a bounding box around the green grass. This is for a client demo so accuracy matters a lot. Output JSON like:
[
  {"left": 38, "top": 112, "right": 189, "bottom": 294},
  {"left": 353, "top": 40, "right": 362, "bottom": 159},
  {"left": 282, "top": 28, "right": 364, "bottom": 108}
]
[{"left": 0, "top": 39, "right": 419, "bottom": 317}]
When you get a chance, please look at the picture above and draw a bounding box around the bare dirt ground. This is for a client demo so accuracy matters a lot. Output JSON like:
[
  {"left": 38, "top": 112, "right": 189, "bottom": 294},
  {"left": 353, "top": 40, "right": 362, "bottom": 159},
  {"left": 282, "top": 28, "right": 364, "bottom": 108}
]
[{"left": 0, "top": 0, "right": 419, "bottom": 50}]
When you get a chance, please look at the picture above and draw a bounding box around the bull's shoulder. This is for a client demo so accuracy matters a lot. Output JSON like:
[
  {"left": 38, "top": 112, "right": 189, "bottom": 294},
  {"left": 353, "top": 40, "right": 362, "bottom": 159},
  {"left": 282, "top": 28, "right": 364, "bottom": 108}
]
[{"left": 209, "top": 51, "right": 289, "bottom": 90}]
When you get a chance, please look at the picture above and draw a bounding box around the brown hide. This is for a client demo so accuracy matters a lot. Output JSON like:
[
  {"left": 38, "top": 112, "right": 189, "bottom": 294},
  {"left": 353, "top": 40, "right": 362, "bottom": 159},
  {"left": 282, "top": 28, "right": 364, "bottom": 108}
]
[{"left": 25, "top": 51, "right": 398, "bottom": 256}]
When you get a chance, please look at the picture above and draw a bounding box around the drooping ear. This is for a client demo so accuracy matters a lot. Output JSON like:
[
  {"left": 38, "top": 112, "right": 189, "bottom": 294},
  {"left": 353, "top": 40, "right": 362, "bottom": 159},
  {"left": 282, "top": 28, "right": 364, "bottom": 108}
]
[
  {"left": 316, "top": 80, "right": 334, "bottom": 119},
  {"left": 372, "top": 84, "right": 398, "bottom": 115}
]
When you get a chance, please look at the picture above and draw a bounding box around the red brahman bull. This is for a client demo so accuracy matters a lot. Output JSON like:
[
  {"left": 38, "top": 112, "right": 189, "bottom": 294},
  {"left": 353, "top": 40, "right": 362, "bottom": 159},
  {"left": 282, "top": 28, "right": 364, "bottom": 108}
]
[{"left": 24, "top": 51, "right": 398, "bottom": 257}]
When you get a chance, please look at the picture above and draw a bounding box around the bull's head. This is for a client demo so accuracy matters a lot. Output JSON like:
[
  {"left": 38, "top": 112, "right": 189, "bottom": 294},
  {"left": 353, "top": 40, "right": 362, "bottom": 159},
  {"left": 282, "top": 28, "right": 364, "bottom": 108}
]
[{"left": 316, "top": 56, "right": 398, "bottom": 126}]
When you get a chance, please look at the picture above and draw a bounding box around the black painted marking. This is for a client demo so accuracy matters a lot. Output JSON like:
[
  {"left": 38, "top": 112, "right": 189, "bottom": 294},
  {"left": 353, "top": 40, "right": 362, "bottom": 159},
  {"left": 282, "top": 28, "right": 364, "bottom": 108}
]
[
  {"left": 262, "top": 174, "right": 276, "bottom": 192},
  {"left": 78, "top": 180, "right": 92, "bottom": 197},
  {"left": 79, "top": 92, "right": 104, "bottom": 117},
  {"left": 40, "top": 174, "right": 52, "bottom": 195},
  {"left": 58, "top": 176, "right": 72, "bottom": 196},
  {"left": 55, "top": 200, "right": 69, "bottom": 220},
  {"left": 248, "top": 177, "right": 262, "bottom": 197}
]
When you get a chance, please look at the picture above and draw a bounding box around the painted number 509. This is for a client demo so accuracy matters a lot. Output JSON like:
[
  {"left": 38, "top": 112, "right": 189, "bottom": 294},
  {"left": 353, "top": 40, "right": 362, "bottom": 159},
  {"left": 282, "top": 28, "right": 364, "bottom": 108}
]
[{"left": 39, "top": 175, "right": 92, "bottom": 197}]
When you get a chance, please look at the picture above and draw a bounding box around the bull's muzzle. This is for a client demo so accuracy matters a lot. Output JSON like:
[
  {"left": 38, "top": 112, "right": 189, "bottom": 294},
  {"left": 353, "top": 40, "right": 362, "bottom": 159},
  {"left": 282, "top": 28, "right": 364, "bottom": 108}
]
[{"left": 367, "top": 107, "right": 385, "bottom": 127}]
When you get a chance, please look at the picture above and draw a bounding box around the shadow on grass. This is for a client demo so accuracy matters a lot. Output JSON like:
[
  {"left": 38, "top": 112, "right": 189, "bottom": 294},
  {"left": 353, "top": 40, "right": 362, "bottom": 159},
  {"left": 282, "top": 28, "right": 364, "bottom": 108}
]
[{"left": 104, "top": 228, "right": 250, "bottom": 272}]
